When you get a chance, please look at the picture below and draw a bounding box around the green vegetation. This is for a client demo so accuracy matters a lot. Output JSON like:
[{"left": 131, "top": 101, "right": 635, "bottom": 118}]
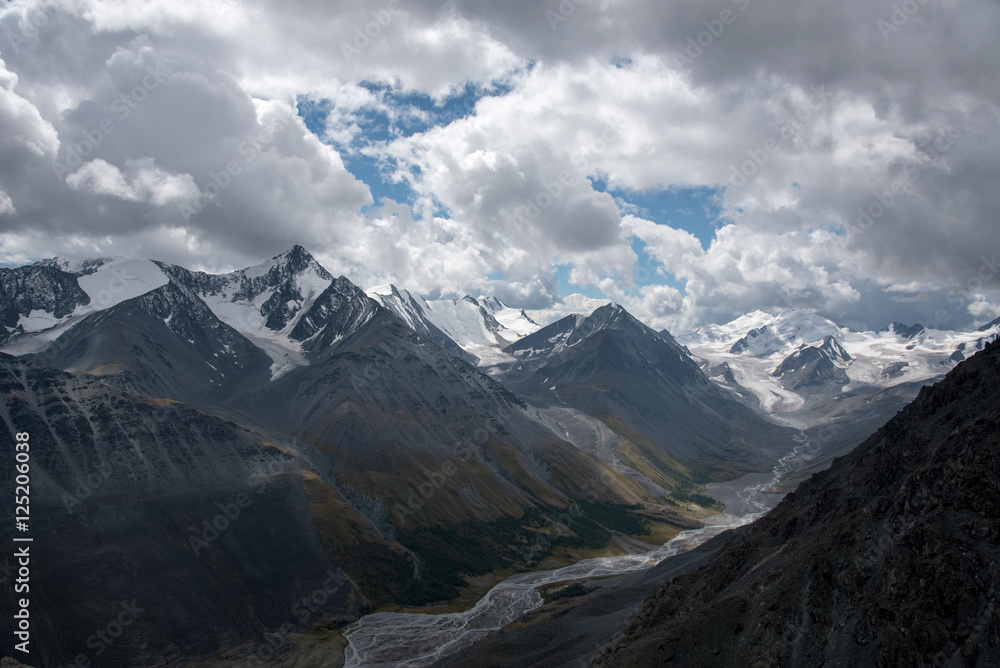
[
  {"left": 541, "top": 582, "right": 591, "bottom": 603},
  {"left": 394, "top": 501, "right": 654, "bottom": 606},
  {"left": 555, "top": 515, "right": 611, "bottom": 550},
  {"left": 303, "top": 476, "right": 413, "bottom": 607},
  {"left": 552, "top": 501, "right": 651, "bottom": 550},
  {"left": 670, "top": 489, "right": 720, "bottom": 508},
  {"left": 576, "top": 500, "right": 651, "bottom": 535},
  {"left": 396, "top": 509, "right": 549, "bottom": 605}
]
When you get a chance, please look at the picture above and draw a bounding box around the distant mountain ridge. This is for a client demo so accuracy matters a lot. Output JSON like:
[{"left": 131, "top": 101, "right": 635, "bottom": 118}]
[
  {"left": 1, "top": 247, "right": 540, "bottom": 374},
  {"left": 366, "top": 284, "right": 540, "bottom": 366},
  {"left": 677, "top": 308, "right": 998, "bottom": 418},
  {"left": 676, "top": 308, "right": 999, "bottom": 490}
]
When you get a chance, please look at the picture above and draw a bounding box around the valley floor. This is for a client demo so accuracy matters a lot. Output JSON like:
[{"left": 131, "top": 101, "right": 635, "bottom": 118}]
[{"left": 330, "top": 448, "right": 798, "bottom": 668}]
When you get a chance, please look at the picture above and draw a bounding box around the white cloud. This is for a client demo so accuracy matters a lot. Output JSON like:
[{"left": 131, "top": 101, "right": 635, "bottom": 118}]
[
  {"left": 65, "top": 158, "right": 195, "bottom": 205},
  {"left": 0, "top": 0, "right": 996, "bottom": 332},
  {"left": 0, "top": 189, "right": 15, "bottom": 216},
  {"left": 527, "top": 293, "right": 610, "bottom": 327}
]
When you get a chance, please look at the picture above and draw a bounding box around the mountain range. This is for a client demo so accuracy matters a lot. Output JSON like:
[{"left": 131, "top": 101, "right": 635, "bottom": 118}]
[
  {"left": 676, "top": 308, "right": 998, "bottom": 488},
  {"left": 1, "top": 245, "right": 996, "bottom": 666},
  {"left": 677, "top": 309, "right": 996, "bottom": 421},
  {"left": 366, "top": 284, "right": 540, "bottom": 366}
]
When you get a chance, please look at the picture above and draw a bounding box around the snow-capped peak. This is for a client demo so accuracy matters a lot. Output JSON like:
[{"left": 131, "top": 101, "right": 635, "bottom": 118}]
[
  {"left": 475, "top": 295, "right": 540, "bottom": 339},
  {"left": 181, "top": 247, "right": 336, "bottom": 379},
  {"left": 1, "top": 257, "right": 170, "bottom": 355},
  {"left": 239, "top": 245, "right": 333, "bottom": 283},
  {"left": 366, "top": 284, "right": 541, "bottom": 366}
]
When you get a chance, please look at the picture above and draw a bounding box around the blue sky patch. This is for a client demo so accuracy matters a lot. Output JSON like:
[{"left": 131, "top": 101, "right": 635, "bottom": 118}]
[
  {"left": 594, "top": 180, "right": 724, "bottom": 251},
  {"left": 297, "top": 81, "right": 514, "bottom": 210}
]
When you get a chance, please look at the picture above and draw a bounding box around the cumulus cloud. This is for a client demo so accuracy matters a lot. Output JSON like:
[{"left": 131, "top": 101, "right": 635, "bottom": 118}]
[
  {"left": 0, "top": 0, "right": 997, "bottom": 332},
  {"left": 65, "top": 158, "right": 195, "bottom": 205}
]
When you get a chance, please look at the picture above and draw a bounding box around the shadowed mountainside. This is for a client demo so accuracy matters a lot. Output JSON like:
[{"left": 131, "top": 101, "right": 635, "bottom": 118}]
[
  {"left": 496, "top": 304, "right": 795, "bottom": 487},
  {"left": 0, "top": 353, "right": 407, "bottom": 667}
]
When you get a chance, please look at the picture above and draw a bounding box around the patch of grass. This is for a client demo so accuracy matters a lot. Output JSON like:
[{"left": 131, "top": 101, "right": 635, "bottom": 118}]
[
  {"left": 576, "top": 500, "right": 650, "bottom": 536},
  {"left": 540, "top": 582, "right": 591, "bottom": 603},
  {"left": 555, "top": 515, "right": 611, "bottom": 550},
  {"left": 396, "top": 509, "right": 550, "bottom": 606},
  {"left": 394, "top": 502, "right": 658, "bottom": 606},
  {"left": 302, "top": 476, "right": 413, "bottom": 607},
  {"left": 670, "top": 489, "right": 721, "bottom": 508},
  {"left": 548, "top": 500, "right": 652, "bottom": 551}
]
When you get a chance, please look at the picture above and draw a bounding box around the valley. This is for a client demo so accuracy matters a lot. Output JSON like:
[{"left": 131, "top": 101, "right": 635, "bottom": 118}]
[{"left": 341, "top": 435, "right": 801, "bottom": 668}]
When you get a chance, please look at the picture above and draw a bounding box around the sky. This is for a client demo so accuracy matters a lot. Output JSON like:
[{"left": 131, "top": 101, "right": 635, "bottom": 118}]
[{"left": 0, "top": 0, "right": 998, "bottom": 334}]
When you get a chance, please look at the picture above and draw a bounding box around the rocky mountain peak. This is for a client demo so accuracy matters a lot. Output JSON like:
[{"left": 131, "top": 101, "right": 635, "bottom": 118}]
[
  {"left": 729, "top": 325, "right": 768, "bottom": 354},
  {"left": 0, "top": 264, "right": 91, "bottom": 343},
  {"left": 238, "top": 245, "right": 332, "bottom": 286},
  {"left": 884, "top": 321, "right": 926, "bottom": 339},
  {"left": 978, "top": 315, "right": 1000, "bottom": 332},
  {"left": 817, "top": 334, "right": 851, "bottom": 363}
]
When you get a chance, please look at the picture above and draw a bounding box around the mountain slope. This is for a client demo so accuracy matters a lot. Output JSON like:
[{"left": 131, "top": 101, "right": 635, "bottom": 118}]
[
  {"left": 225, "top": 304, "right": 649, "bottom": 532},
  {"left": 0, "top": 263, "right": 90, "bottom": 345},
  {"left": 496, "top": 304, "right": 794, "bottom": 487},
  {"left": 0, "top": 258, "right": 172, "bottom": 355},
  {"left": 0, "top": 353, "right": 410, "bottom": 667},
  {"left": 598, "top": 338, "right": 1000, "bottom": 667},
  {"left": 365, "top": 284, "right": 478, "bottom": 363},
  {"left": 772, "top": 335, "right": 852, "bottom": 391},
  {"left": 29, "top": 278, "right": 275, "bottom": 403}
]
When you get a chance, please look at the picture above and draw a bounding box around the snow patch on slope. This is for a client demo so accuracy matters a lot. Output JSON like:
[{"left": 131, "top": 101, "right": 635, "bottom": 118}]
[
  {"left": 76, "top": 259, "right": 170, "bottom": 310},
  {"left": 5, "top": 258, "right": 170, "bottom": 354},
  {"left": 366, "top": 285, "right": 540, "bottom": 366},
  {"left": 479, "top": 296, "right": 541, "bottom": 339},
  {"left": 198, "top": 264, "right": 332, "bottom": 380},
  {"left": 18, "top": 310, "right": 63, "bottom": 333}
]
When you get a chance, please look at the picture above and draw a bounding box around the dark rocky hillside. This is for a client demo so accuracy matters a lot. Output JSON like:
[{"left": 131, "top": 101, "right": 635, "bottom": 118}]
[
  {"left": 498, "top": 304, "right": 795, "bottom": 486},
  {"left": 0, "top": 353, "right": 408, "bottom": 667},
  {"left": 597, "top": 339, "right": 1000, "bottom": 667},
  {"left": 0, "top": 265, "right": 89, "bottom": 344}
]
